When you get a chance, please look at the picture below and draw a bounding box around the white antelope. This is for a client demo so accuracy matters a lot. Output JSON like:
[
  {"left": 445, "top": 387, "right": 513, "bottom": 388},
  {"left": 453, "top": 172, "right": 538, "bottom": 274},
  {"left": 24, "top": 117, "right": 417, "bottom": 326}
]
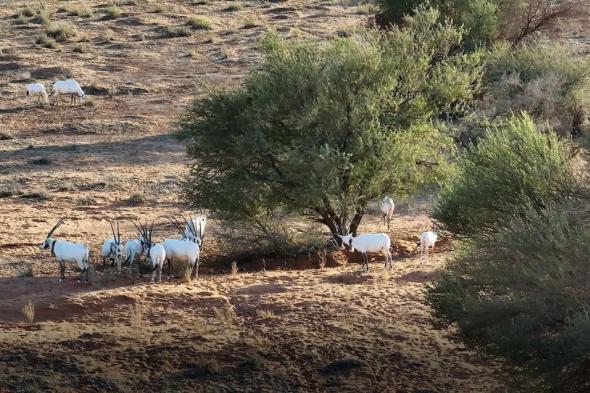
[
  {"left": 26, "top": 83, "right": 48, "bottom": 105},
  {"left": 419, "top": 231, "right": 438, "bottom": 262},
  {"left": 124, "top": 237, "right": 146, "bottom": 268},
  {"left": 339, "top": 233, "right": 393, "bottom": 271},
  {"left": 39, "top": 218, "right": 90, "bottom": 283},
  {"left": 101, "top": 220, "right": 123, "bottom": 269},
  {"left": 164, "top": 217, "right": 201, "bottom": 280},
  {"left": 52, "top": 79, "right": 85, "bottom": 106},
  {"left": 380, "top": 196, "right": 395, "bottom": 229},
  {"left": 132, "top": 220, "right": 166, "bottom": 283}
]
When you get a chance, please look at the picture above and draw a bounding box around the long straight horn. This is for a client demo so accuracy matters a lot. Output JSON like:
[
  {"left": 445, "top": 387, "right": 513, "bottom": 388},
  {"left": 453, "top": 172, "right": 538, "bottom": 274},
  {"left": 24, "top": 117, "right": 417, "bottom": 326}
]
[
  {"left": 46, "top": 217, "right": 67, "bottom": 238},
  {"left": 109, "top": 219, "right": 117, "bottom": 242},
  {"left": 116, "top": 220, "right": 121, "bottom": 244},
  {"left": 128, "top": 219, "right": 144, "bottom": 237},
  {"left": 166, "top": 217, "right": 184, "bottom": 236},
  {"left": 182, "top": 214, "right": 197, "bottom": 238}
]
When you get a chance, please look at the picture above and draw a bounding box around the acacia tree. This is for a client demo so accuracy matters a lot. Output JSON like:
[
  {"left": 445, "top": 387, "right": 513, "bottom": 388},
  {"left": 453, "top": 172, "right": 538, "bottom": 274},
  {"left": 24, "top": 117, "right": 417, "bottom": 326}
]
[{"left": 177, "top": 8, "right": 482, "bottom": 239}]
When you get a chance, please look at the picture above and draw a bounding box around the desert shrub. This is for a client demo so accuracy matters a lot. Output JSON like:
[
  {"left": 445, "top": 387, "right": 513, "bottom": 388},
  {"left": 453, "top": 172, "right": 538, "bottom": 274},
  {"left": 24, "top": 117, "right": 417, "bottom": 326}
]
[
  {"left": 224, "top": 3, "right": 242, "bottom": 12},
  {"left": 161, "top": 26, "right": 191, "bottom": 38},
  {"left": 105, "top": 5, "right": 122, "bottom": 19},
  {"left": 68, "top": 5, "right": 93, "bottom": 17},
  {"left": 433, "top": 113, "right": 578, "bottom": 236},
  {"left": 46, "top": 22, "right": 75, "bottom": 42},
  {"left": 484, "top": 41, "right": 590, "bottom": 136},
  {"left": 178, "top": 7, "right": 482, "bottom": 239},
  {"left": 73, "top": 43, "right": 88, "bottom": 53},
  {"left": 20, "top": 6, "right": 35, "bottom": 17},
  {"left": 242, "top": 15, "right": 259, "bottom": 28},
  {"left": 376, "top": 0, "right": 577, "bottom": 48},
  {"left": 187, "top": 16, "right": 211, "bottom": 30},
  {"left": 30, "top": 157, "right": 51, "bottom": 165},
  {"left": 32, "top": 8, "right": 50, "bottom": 25},
  {"left": 15, "top": 13, "right": 29, "bottom": 25},
  {"left": 35, "top": 34, "right": 59, "bottom": 49},
  {"left": 127, "top": 193, "right": 144, "bottom": 206},
  {"left": 21, "top": 188, "right": 50, "bottom": 200},
  {"left": 427, "top": 204, "right": 590, "bottom": 390}
]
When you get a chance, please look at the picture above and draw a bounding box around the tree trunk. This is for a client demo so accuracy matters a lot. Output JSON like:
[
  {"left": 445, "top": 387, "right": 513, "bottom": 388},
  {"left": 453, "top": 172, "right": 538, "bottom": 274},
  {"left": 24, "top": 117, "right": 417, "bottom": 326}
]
[{"left": 348, "top": 212, "right": 364, "bottom": 236}]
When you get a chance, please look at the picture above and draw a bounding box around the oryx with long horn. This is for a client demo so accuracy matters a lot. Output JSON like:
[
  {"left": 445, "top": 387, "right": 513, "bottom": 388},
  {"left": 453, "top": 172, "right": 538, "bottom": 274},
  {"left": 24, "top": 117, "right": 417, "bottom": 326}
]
[
  {"left": 162, "top": 216, "right": 201, "bottom": 280},
  {"left": 131, "top": 220, "right": 166, "bottom": 283},
  {"left": 39, "top": 218, "right": 90, "bottom": 283},
  {"left": 101, "top": 219, "right": 124, "bottom": 272}
]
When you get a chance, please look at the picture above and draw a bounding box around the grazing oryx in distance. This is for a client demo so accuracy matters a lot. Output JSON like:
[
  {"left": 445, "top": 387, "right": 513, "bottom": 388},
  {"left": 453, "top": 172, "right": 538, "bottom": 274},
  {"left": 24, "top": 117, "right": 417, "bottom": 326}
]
[
  {"left": 39, "top": 218, "right": 90, "bottom": 283},
  {"left": 339, "top": 233, "right": 393, "bottom": 271},
  {"left": 380, "top": 196, "right": 395, "bottom": 229}
]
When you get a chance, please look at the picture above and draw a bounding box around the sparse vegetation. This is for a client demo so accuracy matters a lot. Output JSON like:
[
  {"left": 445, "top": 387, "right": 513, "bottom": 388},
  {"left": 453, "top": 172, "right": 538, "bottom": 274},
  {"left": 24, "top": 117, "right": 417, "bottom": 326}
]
[
  {"left": 32, "top": 9, "right": 51, "bottom": 25},
  {"left": 242, "top": 15, "right": 259, "bottom": 28},
  {"left": 21, "top": 300, "right": 35, "bottom": 324},
  {"left": 15, "top": 13, "right": 29, "bottom": 25},
  {"left": 161, "top": 26, "right": 191, "bottom": 38},
  {"left": 30, "top": 157, "right": 51, "bottom": 165},
  {"left": 73, "top": 42, "right": 88, "bottom": 53},
  {"left": 105, "top": 4, "right": 122, "bottom": 19},
  {"left": 35, "top": 34, "right": 59, "bottom": 49},
  {"left": 16, "top": 263, "right": 33, "bottom": 278},
  {"left": 46, "top": 22, "right": 75, "bottom": 42},
  {"left": 20, "top": 6, "right": 35, "bottom": 17},
  {"left": 127, "top": 193, "right": 145, "bottom": 206},
  {"left": 187, "top": 15, "right": 211, "bottom": 30},
  {"left": 21, "top": 188, "right": 50, "bottom": 201},
  {"left": 224, "top": 3, "right": 242, "bottom": 12},
  {"left": 76, "top": 195, "right": 97, "bottom": 206}
]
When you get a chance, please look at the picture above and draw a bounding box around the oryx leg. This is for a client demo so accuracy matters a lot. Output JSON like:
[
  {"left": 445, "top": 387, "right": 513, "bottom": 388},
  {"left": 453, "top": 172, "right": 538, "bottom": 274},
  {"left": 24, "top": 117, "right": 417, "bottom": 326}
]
[{"left": 59, "top": 260, "right": 66, "bottom": 282}]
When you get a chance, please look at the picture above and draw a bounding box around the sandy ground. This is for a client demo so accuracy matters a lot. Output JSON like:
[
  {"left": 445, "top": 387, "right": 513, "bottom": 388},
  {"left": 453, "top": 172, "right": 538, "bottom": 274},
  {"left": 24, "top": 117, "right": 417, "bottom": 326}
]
[{"left": 3, "top": 0, "right": 588, "bottom": 391}]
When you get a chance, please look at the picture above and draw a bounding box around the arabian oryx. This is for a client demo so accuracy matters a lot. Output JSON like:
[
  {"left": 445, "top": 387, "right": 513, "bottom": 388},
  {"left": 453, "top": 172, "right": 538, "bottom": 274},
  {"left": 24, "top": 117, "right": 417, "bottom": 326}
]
[{"left": 39, "top": 217, "right": 90, "bottom": 283}]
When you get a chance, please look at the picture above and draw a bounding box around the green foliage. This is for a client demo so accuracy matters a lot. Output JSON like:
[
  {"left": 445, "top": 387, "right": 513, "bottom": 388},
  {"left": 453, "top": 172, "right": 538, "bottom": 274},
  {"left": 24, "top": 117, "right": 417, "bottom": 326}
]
[
  {"left": 433, "top": 113, "right": 578, "bottom": 236},
  {"left": 485, "top": 41, "right": 590, "bottom": 136},
  {"left": 376, "top": 0, "right": 577, "bottom": 49},
  {"left": 177, "top": 7, "right": 482, "bottom": 237},
  {"left": 427, "top": 204, "right": 590, "bottom": 389}
]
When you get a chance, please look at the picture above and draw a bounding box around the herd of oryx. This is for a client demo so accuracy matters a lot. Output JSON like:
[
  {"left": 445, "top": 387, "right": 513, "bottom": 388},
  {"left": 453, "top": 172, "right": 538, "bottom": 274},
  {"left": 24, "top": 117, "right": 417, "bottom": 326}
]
[
  {"left": 26, "top": 79, "right": 85, "bottom": 106},
  {"left": 38, "top": 197, "right": 438, "bottom": 284},
  {"left": 39, "top": 214, "right": 206, "bottom": 284}
]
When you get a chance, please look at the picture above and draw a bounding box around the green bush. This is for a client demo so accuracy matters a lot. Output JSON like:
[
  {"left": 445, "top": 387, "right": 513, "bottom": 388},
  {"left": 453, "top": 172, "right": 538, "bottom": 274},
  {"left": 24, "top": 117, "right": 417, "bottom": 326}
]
[
  {"left": 177, "top": 7, "right": 481, "bottom": 239},
  {"left": 484, "top": 41, "right": 590, "bottom": 136},
  {"left": 376, "top": 0, "right": 578, "bottom": 49},
  {"left": 433, "top": 113, "right": 578, "bottom": 236},
  {"left": 427, "top": 204, "right": 590, "bottom": 390}
]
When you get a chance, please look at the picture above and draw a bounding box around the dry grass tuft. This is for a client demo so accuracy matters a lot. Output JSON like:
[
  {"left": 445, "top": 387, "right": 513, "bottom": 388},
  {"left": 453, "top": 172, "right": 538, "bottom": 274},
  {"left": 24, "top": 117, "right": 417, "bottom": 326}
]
[
  {"left": 187, "top": 16, "right": 211, "bottom": 30},
  {"left": 242, "top": 15, "right": 259, "bottom": 29},
  {"left": 21, "top": 300, "right": 35, "bottom": 324},
  {"left": 35, "top": 34, "right": 59, "bottom": 49},
  {"left": 46, "top": 22, "right": 75, "bottom": 42},
  {"left": 161, "top": 26, "right": 191, "bottom": 38},
  {"left": 256, "top": 309, "right": 276, "bottom": 319},
  {"left": 105, "top": 5, "right": 122, "bottom": 19},
  {"left": 16, "top": 263, "right": 33, "bottom": 278}
]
